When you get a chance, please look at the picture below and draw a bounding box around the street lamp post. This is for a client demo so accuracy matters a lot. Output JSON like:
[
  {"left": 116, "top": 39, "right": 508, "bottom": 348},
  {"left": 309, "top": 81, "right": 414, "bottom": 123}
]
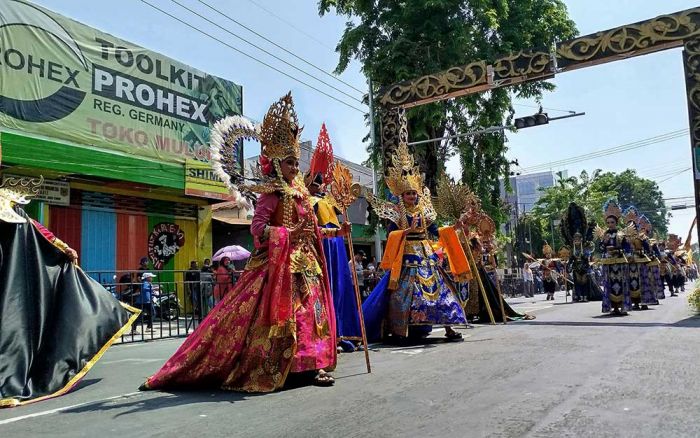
[{"left": 367, "top": 78, "right": 383, "bottom": 261}]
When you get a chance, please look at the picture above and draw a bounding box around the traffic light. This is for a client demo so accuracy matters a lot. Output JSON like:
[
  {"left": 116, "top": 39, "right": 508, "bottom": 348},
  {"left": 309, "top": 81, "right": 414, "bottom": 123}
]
[{"left": 514, "top": 112, "right": 549, "bottom": 129}]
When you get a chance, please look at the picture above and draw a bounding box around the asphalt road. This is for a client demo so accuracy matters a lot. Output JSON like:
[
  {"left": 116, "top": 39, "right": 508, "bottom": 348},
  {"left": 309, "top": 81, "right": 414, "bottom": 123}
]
[{"left": 2, "top": 286, "right": 699, "bottom": 438}]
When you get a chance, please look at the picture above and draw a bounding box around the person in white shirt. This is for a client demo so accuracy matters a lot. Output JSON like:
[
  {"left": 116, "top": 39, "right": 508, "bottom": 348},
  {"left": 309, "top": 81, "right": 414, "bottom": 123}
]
[
  {"left": 349, "top": 250, "right": 367, "bottom": 296},
  {"left": 522, "top": 263, "right": 534, "bottom": 298}
]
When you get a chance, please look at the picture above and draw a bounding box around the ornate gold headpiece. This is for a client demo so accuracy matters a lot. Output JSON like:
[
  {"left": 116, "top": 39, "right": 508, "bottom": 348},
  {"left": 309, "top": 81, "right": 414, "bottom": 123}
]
[
  {"left": 558, "top": 246, "right": 571, "bottom": 260},
  {"left": 0, "top": 174, "right": 44, "bottom": 223},
  {"left": 542, "top": 242, "right": 553, "bottom": 258},
  {"left": 259, "top": 92, "right": 301, "bottom": 161},
  {"left": 623, "top": 206, "right": 640, "bottom": 226},
  {"left": 638, "top": 215, "right": 652, "bottom": 236},
  {"left": 385, "top": 142, "right": 423, "bottom": 197},
  {"left": 603, "top": 199, "right": 622, "bottom": 220}
]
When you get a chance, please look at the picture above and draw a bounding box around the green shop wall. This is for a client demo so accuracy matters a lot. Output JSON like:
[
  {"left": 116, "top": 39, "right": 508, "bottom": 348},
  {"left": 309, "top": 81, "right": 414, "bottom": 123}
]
[{"left": 0, "top": 131, "right": 184, "bottom": 190}]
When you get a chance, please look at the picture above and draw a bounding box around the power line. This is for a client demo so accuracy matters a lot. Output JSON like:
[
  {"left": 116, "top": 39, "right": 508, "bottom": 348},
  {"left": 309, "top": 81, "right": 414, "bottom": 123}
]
[
  {"left": 520, "top": 129, "right": 688, "bottom": 173},
  {"left": 512, "top": 103, "right": 576, "bottom": 114},
  {"left": 166, "top": 0, "right": 364, "bottom": 104},
  {"left": 523, "top": 129, "right": 688, "bottom": 172},
  {"left": 137, "top": 0, "right": 366, "bottom": 113},
  {"left": 245, "top": 0, "right": 336, "bottom": 51},
  {"left": 658, "top": 167, "right": 691, "bottom": 184},
  {"left": 196, "top": 0, "right": 364, "bottom": 95},
  {"left": 644, "top": 164, "right": 691, "bottom": 179}
]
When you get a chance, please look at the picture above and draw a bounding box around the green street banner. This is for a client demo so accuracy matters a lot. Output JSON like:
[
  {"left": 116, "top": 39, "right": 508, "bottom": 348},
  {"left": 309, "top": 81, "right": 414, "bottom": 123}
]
[{"left": 0, "top": 0, "right": 243, "bottom": 167}]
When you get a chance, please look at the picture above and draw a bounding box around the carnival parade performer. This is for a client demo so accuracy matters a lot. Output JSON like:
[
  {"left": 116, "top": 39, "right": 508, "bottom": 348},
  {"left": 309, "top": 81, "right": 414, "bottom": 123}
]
[
  {"left": 305, "top": 123, "right": 362, "bottom": 350},
  {"left": 141, "top": 93, "right": 345, "bottom": 390},
  {"left": 560, "top": 203, "right": 596, "bottom": 303},
  {"left": 623, "top": 207, "right": 655, "bottom": 310},
  {"left": 0, "top": 175, "right": 137, "bottom": 408},
  {"left": 465, "top": 230, "right": 533, "bottom": 323},
  {"left": 362, "top": 143, "right": 469, "bottom": 343},
  {"left": 636, "top": 214, "right": 661, "bottom": 306},
  {"left": 431, "top": 175, "right": 532, "bottom": 324},
  {"left": 597, "top": 199, "right": 632, "bottom": 315}
]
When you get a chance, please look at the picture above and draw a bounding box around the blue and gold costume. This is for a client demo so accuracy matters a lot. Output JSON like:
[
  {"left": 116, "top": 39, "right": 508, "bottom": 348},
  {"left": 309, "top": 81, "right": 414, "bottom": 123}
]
[
  {"left": 362, "top": 143, "right": 467, "bottom": 341},
  {"left": 597, "top": 200, "right": 632, "bottom": 314},
  {"left": 623, "top": 207, "right": 656, "bottom": 309}
]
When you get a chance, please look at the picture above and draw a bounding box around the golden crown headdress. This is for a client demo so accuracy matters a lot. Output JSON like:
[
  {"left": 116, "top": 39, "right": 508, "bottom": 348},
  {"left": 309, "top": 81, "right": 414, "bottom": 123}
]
[
  {"left": 603, "top": 199, "right": 622, "bottom": 220},
  {"left": 385, "top": 142, "right": 423, "bottom": 197},
  {"left": 623, "top": 206, "right": 640, "bottom": 226},
  {"left": 259, "top": 92, "right": 302, "bottom": 161},
  {"left": 542, "top": 242, "right": 553, "bottom": 258}
]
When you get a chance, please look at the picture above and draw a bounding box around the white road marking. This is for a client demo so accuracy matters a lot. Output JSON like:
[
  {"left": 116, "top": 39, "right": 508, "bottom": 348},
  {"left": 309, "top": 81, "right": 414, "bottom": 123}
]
[
  {"left": 101, "top": 358, "right": 164, "bottom": 365},
  {"left": 0, "top": 392, "right": 143, "bottom": 425},
  {"left": 391, "top": 349, "right": 425, "bottom": 355}
]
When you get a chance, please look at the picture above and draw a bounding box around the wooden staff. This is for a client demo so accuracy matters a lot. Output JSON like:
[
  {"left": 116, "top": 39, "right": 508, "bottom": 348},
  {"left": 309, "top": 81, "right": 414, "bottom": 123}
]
[
  {"left": 331, "top": 163, "right": 371, "bottom": 373},
  {"left": 459, "top": 231, "right": 496, "bottom": 325},
  {"left": 522, "top": 252, "right": 574, "bottom": 285}
]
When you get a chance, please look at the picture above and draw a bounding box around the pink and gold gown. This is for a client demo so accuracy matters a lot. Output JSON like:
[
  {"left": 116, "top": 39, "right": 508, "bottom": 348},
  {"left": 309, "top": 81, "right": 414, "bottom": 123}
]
[{"left": 144, "top": 190, "right": 337, "bottom": 392}]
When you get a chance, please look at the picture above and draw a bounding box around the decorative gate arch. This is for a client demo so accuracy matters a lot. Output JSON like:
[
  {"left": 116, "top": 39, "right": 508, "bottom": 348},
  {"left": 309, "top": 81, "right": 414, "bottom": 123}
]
[{"left": 378, "top": 7, "right": 700, "bottom": 243}]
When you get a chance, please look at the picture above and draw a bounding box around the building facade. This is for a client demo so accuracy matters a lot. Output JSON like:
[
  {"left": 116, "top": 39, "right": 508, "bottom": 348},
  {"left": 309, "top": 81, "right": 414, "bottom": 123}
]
[{"left": 0, "top": 3, "right": 243, "bottom": 294}]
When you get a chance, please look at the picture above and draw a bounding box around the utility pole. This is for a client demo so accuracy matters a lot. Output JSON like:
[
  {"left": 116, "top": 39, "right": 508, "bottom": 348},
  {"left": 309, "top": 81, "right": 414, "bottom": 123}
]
[{"left": 367, "top": 78, "right": 383, "bottom": 261}]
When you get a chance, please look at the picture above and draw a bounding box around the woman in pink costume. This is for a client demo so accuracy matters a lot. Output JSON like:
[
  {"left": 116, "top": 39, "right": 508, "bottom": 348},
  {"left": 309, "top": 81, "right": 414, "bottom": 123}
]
[{"left": 141, "top": 93, "right": 347, "bottom": 391}]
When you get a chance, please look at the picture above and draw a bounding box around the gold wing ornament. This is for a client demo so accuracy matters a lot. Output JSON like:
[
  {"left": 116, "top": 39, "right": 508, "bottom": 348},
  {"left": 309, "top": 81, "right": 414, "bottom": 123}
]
[
  {"left": 594, "top": 224, "right": 607, "bottom": 240},
  {"left": 418, "top": 187, "right": 437, "bottom": 224},
  {"left": 619, "top": 221, "right": 638, "bottom": 239},
  {"left": 366, "top": 191, "right": 402, "bottom": 228}
]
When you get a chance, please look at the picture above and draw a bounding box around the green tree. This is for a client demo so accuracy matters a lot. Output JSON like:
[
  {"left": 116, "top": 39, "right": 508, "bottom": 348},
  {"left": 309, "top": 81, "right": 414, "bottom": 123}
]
[
  {"left": 589, "top": 170, "right": 669, "bottom": 236},
  {"left": 319, "top": 0, "right": 577, "bottom": 223},
  {"left": 530, "top": 170, "right": 614, "bottom": 239},
  {"left": 529, "top": 169, "right": 670, "bottom": 250}
]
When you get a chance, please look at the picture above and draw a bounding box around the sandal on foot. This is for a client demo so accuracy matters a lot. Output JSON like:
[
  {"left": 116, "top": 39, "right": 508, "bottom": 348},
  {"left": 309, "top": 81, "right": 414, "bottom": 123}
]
[
  {"left": 445, "top": 331, "right": 463, "bottom": 341},
  {"left": 313, "top": 370, "right": 335, "bottom": 387}
]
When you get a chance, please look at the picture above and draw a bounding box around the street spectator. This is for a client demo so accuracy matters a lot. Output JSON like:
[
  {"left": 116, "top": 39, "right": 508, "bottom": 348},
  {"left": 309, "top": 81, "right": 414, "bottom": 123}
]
[
  {"left": 522, "top": 263, "right": 534, "bottom": 298},
  {"left": 365, "top": 256, "right": 380, "bottom": 294},
  {"left": 534, "top": 269, "right": 543, "bottom": 294},
  {"left": 200, "top": 259, "right": 215, "bottom": 315},
  {"left": 349, "top": 250, "right": 367, "bottom": 297},
  {"left": 133, "top": 272, "right": 156, "bottom": 333},
  {"left": 185, "top": 261, "right": 201, "bottom": 315},
  {"left": 214, "top": 256, "right": 233, "bottom": 304}
]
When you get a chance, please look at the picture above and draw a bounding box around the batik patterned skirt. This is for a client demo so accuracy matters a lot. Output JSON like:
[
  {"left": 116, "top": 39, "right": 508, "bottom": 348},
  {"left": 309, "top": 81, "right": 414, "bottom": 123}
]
[{"left": 601, "top": 261, "right": 631, "bottom": 313}]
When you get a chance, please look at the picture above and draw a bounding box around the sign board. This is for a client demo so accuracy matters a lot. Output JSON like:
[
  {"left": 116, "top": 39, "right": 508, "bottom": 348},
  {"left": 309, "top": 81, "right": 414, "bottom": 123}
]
[
  {"left": 2, "top": 174, "right": 70, "bottom": 205},
  {"left": 184, "top": 159, "right": 231, "bottom": 200},
  {"left": 0, "top": 0, "right": 243, "bottom": 171},
  {"left": 148, "top": 222, "right": 185, "bottom": 270}
]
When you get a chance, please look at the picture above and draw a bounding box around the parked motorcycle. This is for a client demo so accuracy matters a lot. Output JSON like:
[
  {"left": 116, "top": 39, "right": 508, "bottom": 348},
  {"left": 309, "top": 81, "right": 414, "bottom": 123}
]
[{"left": 152, "top": 285, "right": 180, "bottom": 321}]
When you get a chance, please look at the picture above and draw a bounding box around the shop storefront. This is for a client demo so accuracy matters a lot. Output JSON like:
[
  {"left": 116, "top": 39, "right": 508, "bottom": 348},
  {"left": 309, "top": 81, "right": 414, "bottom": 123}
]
[{"left": 0, "top": 3, "right": 243, "bottom": 294}]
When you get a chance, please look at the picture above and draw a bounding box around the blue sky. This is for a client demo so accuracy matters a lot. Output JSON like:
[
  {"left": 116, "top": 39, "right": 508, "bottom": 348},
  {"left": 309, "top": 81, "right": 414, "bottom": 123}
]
[{"left": 32, "top": 0, "right": 698, "bottom": 238}]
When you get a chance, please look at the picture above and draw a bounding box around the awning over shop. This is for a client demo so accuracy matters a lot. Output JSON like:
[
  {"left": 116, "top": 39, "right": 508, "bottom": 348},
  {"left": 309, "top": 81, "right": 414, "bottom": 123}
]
[
  {"left": 211, "top": 201, "right": 252, "bottom": 226},
  {"left": 212, "top": 214, "right": 251, "bottom": 225}
]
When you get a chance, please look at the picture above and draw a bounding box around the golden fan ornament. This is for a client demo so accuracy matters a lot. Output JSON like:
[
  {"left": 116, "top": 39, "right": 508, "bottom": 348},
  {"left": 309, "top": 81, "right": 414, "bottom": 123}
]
[{"left": 330, "top": 162, "right": 357, "bottom": 210}]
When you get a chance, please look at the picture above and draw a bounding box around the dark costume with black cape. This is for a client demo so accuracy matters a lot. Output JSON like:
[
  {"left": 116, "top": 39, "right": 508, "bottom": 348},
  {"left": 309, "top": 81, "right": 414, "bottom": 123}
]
[{"left": 0, "top": 208, "right": 137, "bottom": 408}]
